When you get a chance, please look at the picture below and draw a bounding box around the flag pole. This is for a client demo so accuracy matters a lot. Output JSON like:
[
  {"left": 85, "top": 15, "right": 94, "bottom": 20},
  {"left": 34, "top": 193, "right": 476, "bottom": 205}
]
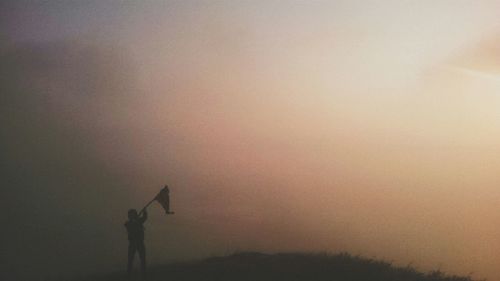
[{"left": 139, "top": 197, "right": 156, "bottom": 214}]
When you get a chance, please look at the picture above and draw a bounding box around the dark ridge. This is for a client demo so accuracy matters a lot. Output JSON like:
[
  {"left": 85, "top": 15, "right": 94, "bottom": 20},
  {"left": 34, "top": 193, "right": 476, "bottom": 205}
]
[{"left": 76, "top": 252, "right": 481, "bottom": 281}]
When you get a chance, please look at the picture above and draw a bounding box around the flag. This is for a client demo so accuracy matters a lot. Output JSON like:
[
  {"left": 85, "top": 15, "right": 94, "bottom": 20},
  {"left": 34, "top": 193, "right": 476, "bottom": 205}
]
[{"left": 155, "top": 185, "right": 174, "bottom": 214}]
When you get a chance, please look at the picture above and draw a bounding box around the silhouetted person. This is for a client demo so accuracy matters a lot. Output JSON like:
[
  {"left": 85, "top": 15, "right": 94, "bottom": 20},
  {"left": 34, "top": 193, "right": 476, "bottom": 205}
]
[{"left": 125, "top": 209, "right": 147, "bottom": 277}]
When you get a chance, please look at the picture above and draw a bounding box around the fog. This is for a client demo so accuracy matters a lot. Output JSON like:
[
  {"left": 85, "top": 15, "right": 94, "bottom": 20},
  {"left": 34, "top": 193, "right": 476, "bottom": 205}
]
[{"left": 2, "top": 1, "right": 500, "bottom": 280}]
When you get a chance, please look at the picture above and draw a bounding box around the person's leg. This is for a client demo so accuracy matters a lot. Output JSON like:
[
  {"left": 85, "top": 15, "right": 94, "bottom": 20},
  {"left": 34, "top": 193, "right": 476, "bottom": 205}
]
[
  {"left": 127, "top": 242, "right": 137, "bottom": 274},
  {"left": 138, "top": 242, "right": 146, "bottom": 276}
]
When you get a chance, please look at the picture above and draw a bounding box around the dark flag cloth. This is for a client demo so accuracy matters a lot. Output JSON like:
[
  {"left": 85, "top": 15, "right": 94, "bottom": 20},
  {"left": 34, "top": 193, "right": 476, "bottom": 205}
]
[{"left": 155, "top": 185, "right": 174, "bottom": 214}]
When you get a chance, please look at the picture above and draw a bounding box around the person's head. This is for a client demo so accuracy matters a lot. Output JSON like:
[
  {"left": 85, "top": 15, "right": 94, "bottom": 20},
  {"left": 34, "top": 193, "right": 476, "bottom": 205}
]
[{"left": 128, "top": 209, "right": 138, "bottom": 220}]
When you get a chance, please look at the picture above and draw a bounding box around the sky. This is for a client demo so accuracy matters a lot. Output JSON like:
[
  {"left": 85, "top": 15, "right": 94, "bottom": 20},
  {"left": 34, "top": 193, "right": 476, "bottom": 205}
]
[{"left": 2, "top": 1, "right": 500, "bottom": 280}]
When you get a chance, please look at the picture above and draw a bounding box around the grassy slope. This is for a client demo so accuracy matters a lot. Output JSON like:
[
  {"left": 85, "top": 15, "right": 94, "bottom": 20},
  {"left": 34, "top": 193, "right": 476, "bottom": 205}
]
[{"left": 80, "top": 252, "right": 478, "bottom": 281}]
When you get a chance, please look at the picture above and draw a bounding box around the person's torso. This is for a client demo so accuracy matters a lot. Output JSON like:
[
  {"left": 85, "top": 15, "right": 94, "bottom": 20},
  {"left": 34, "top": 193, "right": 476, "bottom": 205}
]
[{"left": 125, "top": 220, "right": 145, "bottom": 241}]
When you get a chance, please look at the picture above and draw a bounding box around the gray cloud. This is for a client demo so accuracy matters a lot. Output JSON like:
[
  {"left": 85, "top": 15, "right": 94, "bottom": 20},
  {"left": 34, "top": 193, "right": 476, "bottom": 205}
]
[{"left": 0, "top": 41, "right": 141, "bottom": 280}]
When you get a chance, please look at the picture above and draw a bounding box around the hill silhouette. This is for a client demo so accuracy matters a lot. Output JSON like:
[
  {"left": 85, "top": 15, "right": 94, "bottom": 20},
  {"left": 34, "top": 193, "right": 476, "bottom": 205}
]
[{"left": 76, "top": 252, "right": 478, "bottom": 281}]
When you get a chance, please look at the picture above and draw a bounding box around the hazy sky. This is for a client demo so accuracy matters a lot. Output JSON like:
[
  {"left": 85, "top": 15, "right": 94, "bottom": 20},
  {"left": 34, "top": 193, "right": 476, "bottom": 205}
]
[{"left": 2, "top": 1, "right": 500, "bottom": 280}]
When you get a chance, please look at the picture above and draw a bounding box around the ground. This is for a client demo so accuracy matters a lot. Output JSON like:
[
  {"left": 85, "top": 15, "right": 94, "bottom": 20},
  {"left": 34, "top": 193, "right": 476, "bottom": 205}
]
[{"left": 76, "top": 252, "right": 478, "bottom": 281}]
